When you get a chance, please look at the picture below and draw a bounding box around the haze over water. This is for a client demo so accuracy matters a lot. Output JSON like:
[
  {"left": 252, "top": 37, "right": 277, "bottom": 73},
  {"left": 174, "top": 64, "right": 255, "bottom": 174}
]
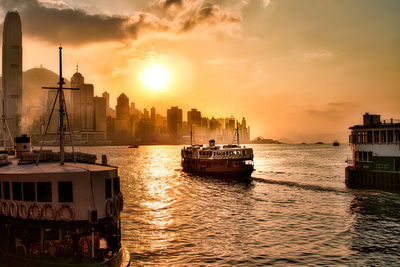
[{"left": 76, "top": 144, "right": 400, "bottom": 266}]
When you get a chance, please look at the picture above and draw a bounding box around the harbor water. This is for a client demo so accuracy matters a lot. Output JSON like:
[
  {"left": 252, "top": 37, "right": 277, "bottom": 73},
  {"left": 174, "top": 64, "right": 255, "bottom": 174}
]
[{"left": 74, "top": 144, "right": 400, "bottom": 265}]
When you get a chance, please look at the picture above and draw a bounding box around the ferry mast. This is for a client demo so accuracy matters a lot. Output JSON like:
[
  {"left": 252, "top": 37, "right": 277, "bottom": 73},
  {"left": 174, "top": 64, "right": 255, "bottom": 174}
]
[{"left": 36, "top": 47, "right": 79, "bottom": 165}]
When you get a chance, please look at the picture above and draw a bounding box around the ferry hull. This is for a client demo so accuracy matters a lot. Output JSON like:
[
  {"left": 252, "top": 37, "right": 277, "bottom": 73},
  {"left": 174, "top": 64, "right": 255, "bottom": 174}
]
[
  {"left": 0, "top": 246, "right": 130, "bottom": 267},
  {"left": 182, "top": 161, "right": 254, "bottom": 178},
  {"left": 345, "top": 166, "right": 400, "bottom": 192},
  {"left": 183, "top": 168, "right": 254, "bottom": 178}
]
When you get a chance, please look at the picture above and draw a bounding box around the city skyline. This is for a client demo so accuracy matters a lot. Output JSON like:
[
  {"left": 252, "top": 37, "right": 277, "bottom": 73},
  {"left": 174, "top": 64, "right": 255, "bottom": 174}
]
[{"left": 0, "top": 0, "right": 399, "bottom": 142}]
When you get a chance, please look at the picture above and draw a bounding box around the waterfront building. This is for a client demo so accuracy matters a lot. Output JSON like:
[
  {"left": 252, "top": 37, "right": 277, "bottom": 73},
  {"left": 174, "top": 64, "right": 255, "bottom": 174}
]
[
  {"left": 115, "top": 93, "right": 133, "bottom": 142},
  {"left": 151, "top": 106, "right": 156, "bottom": 124},
  {"left": 116, "top": 93, "right": 130, "bottom": 121},
  {"left": 143, "top": 108, "right": 149, "bottom": 119},
  {"left": 188, "top": 108, "right": 201, "bottom": 127},
  {"left": 70, "top": 70, "right": 94, "bottom": 131},
  {"left": 102, "top": 91, "right": 116, "bottom": 118},
  {"left": 2, "top": 11, "right": 22, "bottom": 139},
  {"left": 93, "top": 96, "right": 106, "bottom": 132},
  {"left": 167, "top": 106, "right": 182, "bottom": 142}
]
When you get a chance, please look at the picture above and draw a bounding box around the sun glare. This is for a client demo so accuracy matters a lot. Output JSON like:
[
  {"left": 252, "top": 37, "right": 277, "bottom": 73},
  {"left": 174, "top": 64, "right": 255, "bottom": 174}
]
[{"left": 141, "top": 64, "right": 170, "bottom": 91}]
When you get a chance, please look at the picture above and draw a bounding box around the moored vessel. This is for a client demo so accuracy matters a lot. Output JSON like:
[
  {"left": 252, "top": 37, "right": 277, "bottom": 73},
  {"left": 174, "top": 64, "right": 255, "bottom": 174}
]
[
  {"left": 345, "top": 113, "right": 400, "bottom": 191},
  {"left": 0, "top": 47, "right": 130, "bottom": 266},
  {"left": 181, "top": 124, "right": 254, "bottom": 177}
]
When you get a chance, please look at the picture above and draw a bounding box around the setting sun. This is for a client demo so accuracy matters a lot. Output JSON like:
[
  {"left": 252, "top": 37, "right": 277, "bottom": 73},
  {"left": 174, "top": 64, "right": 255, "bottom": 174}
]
[{"left": 140, "top": 64, "right": 170, "bottom": 91}]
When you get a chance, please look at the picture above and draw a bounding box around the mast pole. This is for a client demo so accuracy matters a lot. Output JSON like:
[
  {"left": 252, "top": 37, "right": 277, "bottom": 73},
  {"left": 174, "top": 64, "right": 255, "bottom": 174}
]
[
  {"left": 190, "top": 124, "right": 192, "bottom": 146},
  {"left": 236, "top": 120, "right": 240, "bottom": 146},
  {"left": 58, "top": 46, "right": 65, "bottom": 165}
]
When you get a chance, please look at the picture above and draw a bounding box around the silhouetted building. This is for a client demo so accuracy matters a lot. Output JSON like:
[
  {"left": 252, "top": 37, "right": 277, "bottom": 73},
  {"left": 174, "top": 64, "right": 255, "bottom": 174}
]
[
  {"left": 116, "top": 93, "right": 130, "bottom": 121},
  {"left": 143, "top": 108, "right": 149, "bottom": 119},
  {"left": 188, "top": 108, "right": 201, "bottom": 127},
  {"left": 151, "top": 107, "right": 156, "bottom": 123},
  {"left": 2, "top": 11, "right": 22, "bottom": 139},
  {"left": 115, "top": 93, "right": 132, "bottom": 141},
  {"left": 94, "top": 96, "right": 106, "bottom": 132},
  {"left": 167, "top": 106, "right": 182, "bottom": 142},
  {"left": 70, "top": 71, "right": 94, "bottom": 131}
]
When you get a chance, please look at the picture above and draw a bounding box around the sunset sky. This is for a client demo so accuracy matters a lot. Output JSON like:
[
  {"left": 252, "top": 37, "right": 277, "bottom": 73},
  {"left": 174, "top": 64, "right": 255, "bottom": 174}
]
[{"left": 0, "top": 0, "right": 399, "bottom": 142}]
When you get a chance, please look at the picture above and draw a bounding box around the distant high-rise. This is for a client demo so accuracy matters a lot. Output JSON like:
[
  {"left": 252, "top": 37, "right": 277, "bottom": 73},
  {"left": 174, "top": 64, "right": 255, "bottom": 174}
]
[
  {"left": 167, "top": 106, "right": 182, "bottom": 142},
  {"left": 188, "top": 108, "right": 201, "bottom": 126},
  {"left": 143, "top": 108, "right": 149, "bottom": 119},
  {"left": 70, "top": 71, "right": 94, "bottom": 131},
  {"left": 151, "top": 107, "right": 156, "bottom": 123},
  {"left": 102, "top": 91, "right": 110, "bottom": 108},
  {"left": 116, "top": 93, "right": 130, "bottom": 120},
  {"left": 2, "top": 11, "right": 22, "bottom": 138}
]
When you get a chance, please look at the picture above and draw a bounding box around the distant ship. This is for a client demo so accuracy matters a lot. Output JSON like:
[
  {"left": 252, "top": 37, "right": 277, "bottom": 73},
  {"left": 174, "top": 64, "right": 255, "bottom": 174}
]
[
  {"left": 332, "top": 141, "right": 340, "bottom": 146},
  {"left": 0, "top": 48, "right": 130, "bottom": 266},
  {"left": 345, "top": 113, "right": 400, "bottom": 191},
  {"left": 181, "top": 124, "right": 254, "bottom": 177}
]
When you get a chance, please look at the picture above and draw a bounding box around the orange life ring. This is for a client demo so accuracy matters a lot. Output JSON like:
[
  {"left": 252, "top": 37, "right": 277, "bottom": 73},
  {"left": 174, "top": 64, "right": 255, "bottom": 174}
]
[
  {"left": 41, "top": 203, "right": 56, "bottom": 220},
  {"left": 9, "top": 201, "right": 18, "bottom": 217},
  {"left": 1, "top": 201, "right": 10, "bottom": 216},
  {"left": 29, "top": 203, "right": 41, "bottom": 220},
  {"left": 18, "top": 202, "right": 29, "bottom": 219},
  {"left": 105, "top": 199, "right": 114, "bottom": 217},
  {"left": 58, "top": 204, "right": 75, "bottom": 222}
]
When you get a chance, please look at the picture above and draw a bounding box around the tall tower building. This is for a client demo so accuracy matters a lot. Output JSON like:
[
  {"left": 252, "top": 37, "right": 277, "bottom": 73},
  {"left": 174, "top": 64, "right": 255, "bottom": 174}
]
[
  {"left": 167, "top": 106, "right": 182, "bottom": 142},
  {"left": 2, "top": 11, "right": 22, "bottom": 138}
]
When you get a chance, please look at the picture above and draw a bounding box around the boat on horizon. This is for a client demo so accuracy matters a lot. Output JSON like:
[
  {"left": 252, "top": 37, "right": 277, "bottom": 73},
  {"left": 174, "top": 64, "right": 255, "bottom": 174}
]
[
  {"left": 181, "top": 123, "right": 254, "bottom": 178},
  {"left": 0, "top": 47, "right": 130, "bottom": 267},
  {"left": 332, "top": 141, "right": 340, "bottom": 146}
]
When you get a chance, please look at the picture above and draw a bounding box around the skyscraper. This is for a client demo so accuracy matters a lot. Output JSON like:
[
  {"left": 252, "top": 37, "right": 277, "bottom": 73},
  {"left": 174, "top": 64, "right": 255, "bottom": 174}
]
[
  {"left": 2, "top": 11, "right": 22, "bottom": 138},
  {"left": 167, "top": 106, "right": 182, "bottom": 142},
  {"left": 187, "top": 108, "right": 201, "bottom": 127}
]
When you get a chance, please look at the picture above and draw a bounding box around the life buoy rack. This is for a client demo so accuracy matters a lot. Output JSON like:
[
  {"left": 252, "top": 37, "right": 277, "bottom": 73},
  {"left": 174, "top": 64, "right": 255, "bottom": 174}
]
[
  {"left": 29, "top": 203, "right": 41, "bottom": 220},
  {"left": 41, "top": 203, "right": 56, "bottom": 220},
  {"left": 18, "top": 202, "right": 29, "bottom": 219},
  {"left": 1, "top": 201, "right": 10, "bottom": 216},
  {"left": 58, "top": 204, "right": 75, "bottom": 222},
  {"left": 105, "top": 199, "right": 114, "bottom": 217},
  {"left": 9, "top": 201, "right": 18, "bottom": 217}
]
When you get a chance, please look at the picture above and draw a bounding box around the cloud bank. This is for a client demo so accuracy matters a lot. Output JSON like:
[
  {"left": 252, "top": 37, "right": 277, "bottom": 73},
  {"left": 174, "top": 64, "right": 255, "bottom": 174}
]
[{"left": 0, "top": 0, "right": 241, "bottom": 46}]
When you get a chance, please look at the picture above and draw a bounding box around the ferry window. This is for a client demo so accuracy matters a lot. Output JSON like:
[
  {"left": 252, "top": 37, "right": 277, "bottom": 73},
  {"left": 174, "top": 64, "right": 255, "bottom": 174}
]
[
  {"left": 23, "top": 182, "right": 35, "bottom": 201},
  {"left": 3, "top": 182, "right": 10, "bottom": 199},
  {"left": 355, "top": 131, "right": 361, "bottom": 143},
  {"left": 58, "top": 182, "right": 73, "bottom": 202},
  {"left": 374, "top": 131, "right": 379, "bottom": 143},
  {"left": 368, "top": 152, "right": 373, "bottom": 161},
  {"left": 367, "top": 131, "right": 372, "bottom": 143},
  {"left": 395, "top": 130, "right": 400, "bottom": 142},
  {"left": 381, "top": 130, "right": 386, "bottom": 143},
  {"left": 388, "top": 130, "right": 393, "bottom": 143},
  {"left": 361, "top": 131, "right": 366, "bottom": 143},
  {"left": 105, "top": 178, "right": 112, "bottom": 199},
  {"left": 37, "top": 182, "right": 52, "bottom": 202},
  {"left": 113, "top": 178, "right": 120, "bottom": 194},
  {"left": 363, "top": 152, "right": 368, "bottom": 162},
  {"left": 12, "top": 182, "right": 22, "bottom": 201}
]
